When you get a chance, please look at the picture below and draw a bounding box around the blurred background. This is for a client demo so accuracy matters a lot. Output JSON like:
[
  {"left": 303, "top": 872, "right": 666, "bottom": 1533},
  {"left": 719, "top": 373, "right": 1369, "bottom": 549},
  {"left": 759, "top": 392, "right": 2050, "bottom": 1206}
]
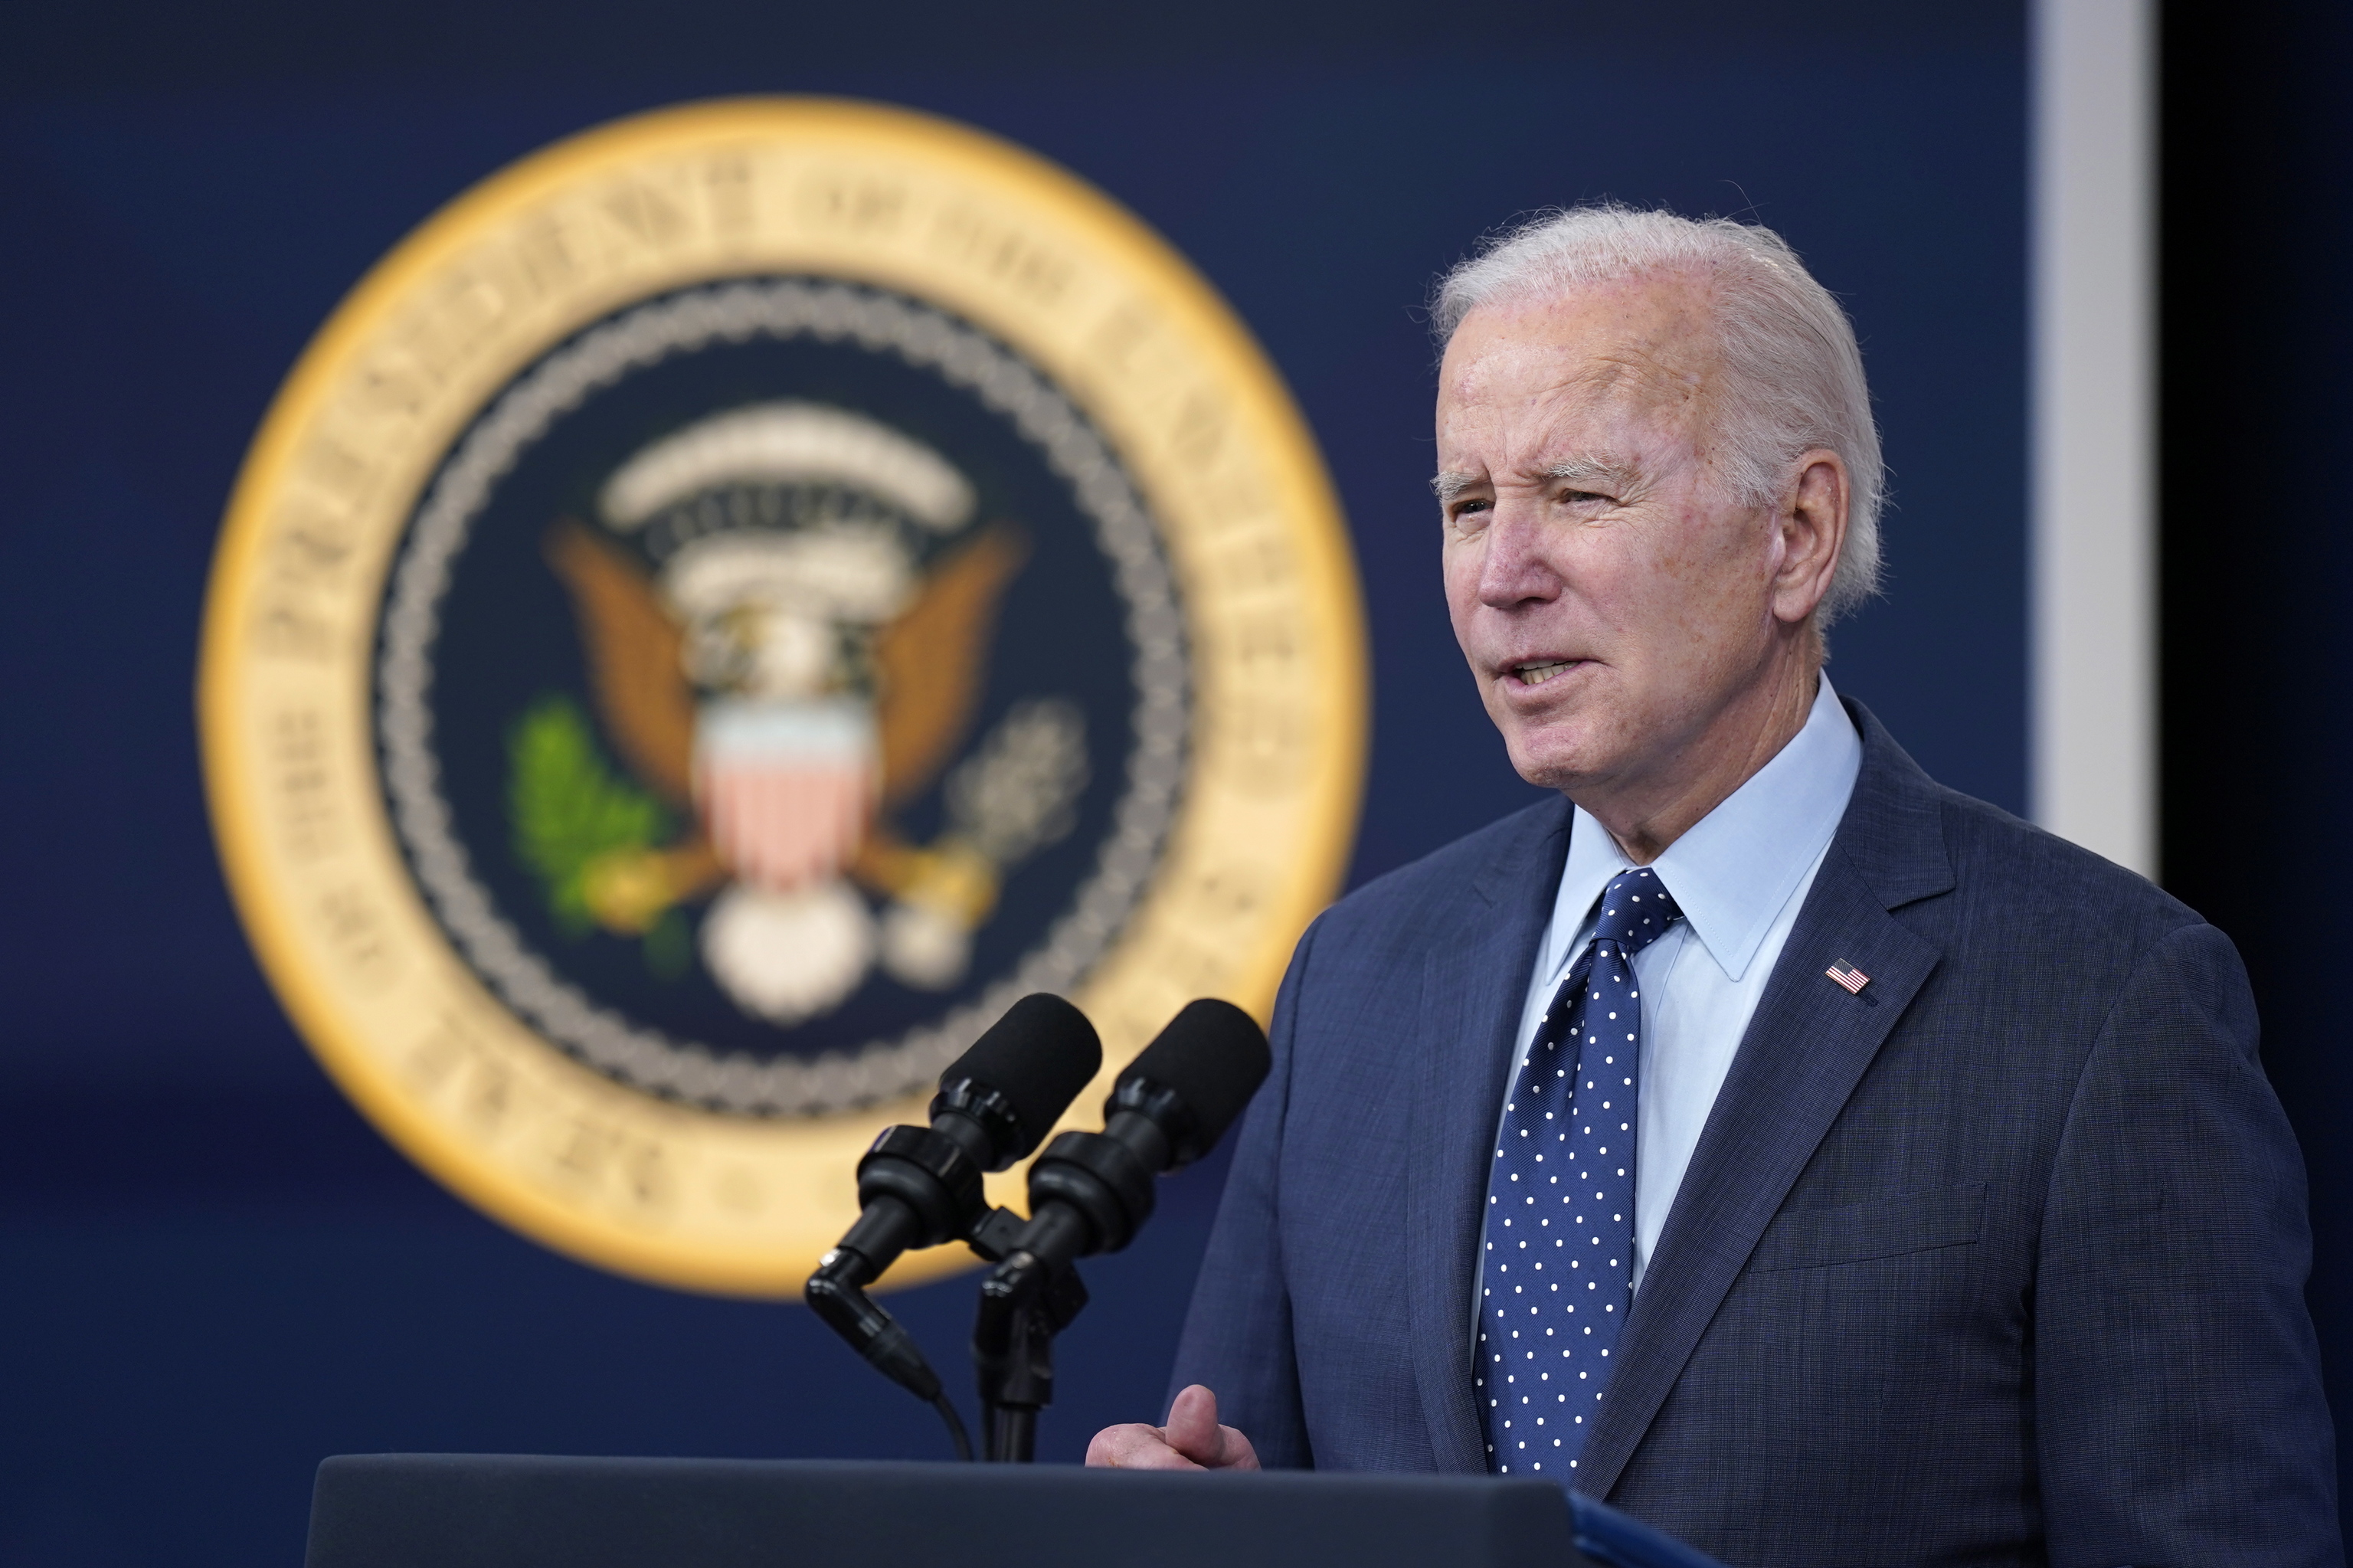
[{"left": 1, "top": 1, "right": 2345, "bottom": 1563}]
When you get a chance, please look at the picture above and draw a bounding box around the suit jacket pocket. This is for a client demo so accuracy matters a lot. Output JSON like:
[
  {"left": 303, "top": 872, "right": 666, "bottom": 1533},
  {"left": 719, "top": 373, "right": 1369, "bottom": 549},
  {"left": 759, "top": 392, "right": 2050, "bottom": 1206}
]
[{"left": 1745, "top": 1182, "right": 1987, "bottom": 1272}]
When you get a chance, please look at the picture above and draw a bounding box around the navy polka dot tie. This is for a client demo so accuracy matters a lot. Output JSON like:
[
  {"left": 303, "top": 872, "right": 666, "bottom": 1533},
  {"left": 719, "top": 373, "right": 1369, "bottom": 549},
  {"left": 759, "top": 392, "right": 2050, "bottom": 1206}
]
[{"left": 1478, "top": 866, "right": 1682, "bottom": 1478}]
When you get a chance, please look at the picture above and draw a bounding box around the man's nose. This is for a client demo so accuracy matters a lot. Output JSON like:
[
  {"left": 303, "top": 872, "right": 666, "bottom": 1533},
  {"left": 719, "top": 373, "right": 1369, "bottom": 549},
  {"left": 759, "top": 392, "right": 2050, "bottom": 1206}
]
[{"left": 1476, "top": 504, "right": 1562, "bottom": 609}]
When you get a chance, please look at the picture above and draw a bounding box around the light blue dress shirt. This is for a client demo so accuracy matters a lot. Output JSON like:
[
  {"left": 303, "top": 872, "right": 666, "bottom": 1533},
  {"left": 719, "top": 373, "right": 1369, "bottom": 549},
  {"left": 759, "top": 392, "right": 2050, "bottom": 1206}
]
[{"left": 1482, "top": 676, "right": 1862, "bottom": 1311}]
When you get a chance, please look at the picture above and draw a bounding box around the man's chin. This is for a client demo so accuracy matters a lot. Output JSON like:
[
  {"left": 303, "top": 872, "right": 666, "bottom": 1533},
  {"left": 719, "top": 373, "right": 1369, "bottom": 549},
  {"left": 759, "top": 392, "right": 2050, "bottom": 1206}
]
[{"left": 1501, "top": 729, "right": 1609, "bottom": 795}]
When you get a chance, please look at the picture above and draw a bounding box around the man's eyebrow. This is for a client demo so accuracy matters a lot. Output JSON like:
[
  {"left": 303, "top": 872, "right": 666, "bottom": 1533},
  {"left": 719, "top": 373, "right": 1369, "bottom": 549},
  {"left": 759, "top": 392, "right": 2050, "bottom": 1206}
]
[
  {"left": 1543, "top": 456, "right": 1638, "bottom": 490},
  {"left": 1431, "top": 457, "right": 1641, "bottom": 504}
]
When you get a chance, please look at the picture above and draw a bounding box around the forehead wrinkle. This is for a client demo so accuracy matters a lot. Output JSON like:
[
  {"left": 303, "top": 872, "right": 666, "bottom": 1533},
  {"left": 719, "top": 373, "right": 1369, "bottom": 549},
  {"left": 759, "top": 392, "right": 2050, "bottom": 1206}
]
[
  {"left": 1576, "top": 342, "right": 1708, "bottom": 417},
  {"left": 1438, "top": 280, "right": 1720, "bottom": 496},
  {"left": 1509, "top": 347, "right": 1712, "bottom": 491},
  {"left": 1472, "top": 345, "right": 1699, "bottom": 448},
  {"left": 1518, "top": 277, "right": 1723, "bottom": 430}
]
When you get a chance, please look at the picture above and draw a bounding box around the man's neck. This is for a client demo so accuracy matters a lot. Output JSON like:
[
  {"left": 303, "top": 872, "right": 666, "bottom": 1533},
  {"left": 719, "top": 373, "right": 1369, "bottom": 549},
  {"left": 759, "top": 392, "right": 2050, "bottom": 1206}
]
[{"left": 1577, "top": 656, "right": 1823, "bottom": 866}]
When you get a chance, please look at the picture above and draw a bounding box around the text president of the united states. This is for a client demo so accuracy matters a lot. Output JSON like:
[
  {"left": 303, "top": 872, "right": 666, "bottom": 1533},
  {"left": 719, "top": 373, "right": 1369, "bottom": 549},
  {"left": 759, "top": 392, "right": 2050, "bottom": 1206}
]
[{"left": 1087, "top": 205, "right": 2339, "bottom": 1566}]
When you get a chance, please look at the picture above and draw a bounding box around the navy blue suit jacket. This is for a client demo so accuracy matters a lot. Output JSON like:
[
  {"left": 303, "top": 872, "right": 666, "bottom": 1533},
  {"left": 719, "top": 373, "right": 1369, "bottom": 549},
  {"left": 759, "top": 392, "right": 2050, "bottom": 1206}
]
[{"left": 1171, "top": 702, "right": 2338, "bottom": 1566}]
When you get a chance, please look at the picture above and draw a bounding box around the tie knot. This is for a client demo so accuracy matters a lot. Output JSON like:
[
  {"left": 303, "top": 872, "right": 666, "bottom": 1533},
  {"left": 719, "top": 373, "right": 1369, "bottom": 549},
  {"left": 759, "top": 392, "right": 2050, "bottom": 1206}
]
[{"left": 1595, "top": 866, "right": 1682, "bottom": 957}]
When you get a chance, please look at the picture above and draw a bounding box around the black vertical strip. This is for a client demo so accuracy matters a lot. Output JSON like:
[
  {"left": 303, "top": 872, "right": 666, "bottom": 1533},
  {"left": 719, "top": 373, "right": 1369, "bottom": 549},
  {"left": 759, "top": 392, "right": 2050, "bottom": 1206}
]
[{"left": 2161, "top": 0, "right": 2353, "bottom": 1503}]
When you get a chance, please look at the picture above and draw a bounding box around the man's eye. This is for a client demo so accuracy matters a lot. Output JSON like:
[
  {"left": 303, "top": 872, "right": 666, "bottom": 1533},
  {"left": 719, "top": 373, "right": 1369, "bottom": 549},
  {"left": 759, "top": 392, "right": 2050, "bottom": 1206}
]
[{"left": 1559, "top": 489, "right": 1608, "bottom": 506}]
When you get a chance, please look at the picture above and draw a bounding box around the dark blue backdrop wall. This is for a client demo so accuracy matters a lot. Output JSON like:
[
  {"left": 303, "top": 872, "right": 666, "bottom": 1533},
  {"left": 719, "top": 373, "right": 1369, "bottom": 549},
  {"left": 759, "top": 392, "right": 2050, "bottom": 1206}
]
[{"left": 0, "top": 5, "right": 2027, "bottom": 1564}]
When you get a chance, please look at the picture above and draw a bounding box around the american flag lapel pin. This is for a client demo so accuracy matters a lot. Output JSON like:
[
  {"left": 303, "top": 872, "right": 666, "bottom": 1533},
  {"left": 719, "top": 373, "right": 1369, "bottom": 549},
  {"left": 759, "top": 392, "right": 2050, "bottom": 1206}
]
[{"left": 1825, "top": 961, "right": 1870, "bottom": 996}]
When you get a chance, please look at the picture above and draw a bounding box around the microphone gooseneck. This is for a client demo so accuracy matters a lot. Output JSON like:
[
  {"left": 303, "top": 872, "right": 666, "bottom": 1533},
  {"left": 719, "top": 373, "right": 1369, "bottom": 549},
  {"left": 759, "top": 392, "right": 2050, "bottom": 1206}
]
[{"left": 804, "top": 993, "right": 1101, "bottom": 1458}]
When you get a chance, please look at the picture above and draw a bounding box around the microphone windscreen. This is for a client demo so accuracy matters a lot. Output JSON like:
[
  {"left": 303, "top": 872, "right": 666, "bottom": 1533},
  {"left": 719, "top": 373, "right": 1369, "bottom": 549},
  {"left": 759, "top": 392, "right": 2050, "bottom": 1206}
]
[
  {"left": 1120, "top": 998, "right": 1271, "bottom": 1149},
  {"left": 944, "top": 993, "right": 1103, "bottom": 1156}
]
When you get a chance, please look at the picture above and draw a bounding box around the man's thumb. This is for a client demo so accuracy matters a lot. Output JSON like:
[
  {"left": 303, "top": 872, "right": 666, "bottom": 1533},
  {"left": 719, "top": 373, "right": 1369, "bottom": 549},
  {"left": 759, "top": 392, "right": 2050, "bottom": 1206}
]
[{"left": 1163, "top": 1384, "right": 1224, "bottom": 1464}]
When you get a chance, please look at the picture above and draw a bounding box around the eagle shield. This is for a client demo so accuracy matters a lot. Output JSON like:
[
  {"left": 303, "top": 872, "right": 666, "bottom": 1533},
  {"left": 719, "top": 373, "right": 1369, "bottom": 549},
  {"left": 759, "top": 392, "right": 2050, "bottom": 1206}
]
[{"left": 694, "top": 698, "right": 876, "bottom": 895}]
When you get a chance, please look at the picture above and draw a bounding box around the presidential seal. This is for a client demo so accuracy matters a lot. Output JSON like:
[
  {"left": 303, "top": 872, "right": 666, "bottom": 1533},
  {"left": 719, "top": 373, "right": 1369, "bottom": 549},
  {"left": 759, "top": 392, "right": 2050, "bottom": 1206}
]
[{"left": 198, "top": 99, "right": 1366, "bottom": 1295}]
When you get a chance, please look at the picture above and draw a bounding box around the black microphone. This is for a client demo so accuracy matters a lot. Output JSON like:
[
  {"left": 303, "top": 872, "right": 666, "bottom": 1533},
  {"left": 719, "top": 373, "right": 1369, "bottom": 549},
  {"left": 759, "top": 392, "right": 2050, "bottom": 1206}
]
[
  {"left": 988, "top": 997, "right": 1271, "bottom": 1301},
  {"left": 970, "top": 997, "right": 1270, "bottom": 1460},
  {"left": 805, "top": 994, "right": 1101, "bottom": 1452}
]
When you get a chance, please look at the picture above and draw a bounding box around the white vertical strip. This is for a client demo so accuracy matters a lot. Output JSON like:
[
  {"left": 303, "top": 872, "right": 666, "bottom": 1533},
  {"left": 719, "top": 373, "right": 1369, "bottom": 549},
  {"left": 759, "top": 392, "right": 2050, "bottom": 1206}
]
[{"left": 2031, "top": 0, "right": 2158, "bottom": 876}]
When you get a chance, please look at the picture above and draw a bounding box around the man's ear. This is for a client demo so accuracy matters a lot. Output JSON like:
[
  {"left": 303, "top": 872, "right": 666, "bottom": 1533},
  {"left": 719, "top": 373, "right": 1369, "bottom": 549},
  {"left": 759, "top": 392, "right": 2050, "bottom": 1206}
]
[{"left": 1772, "top": 450, "right": 1848, "bottom": 626}]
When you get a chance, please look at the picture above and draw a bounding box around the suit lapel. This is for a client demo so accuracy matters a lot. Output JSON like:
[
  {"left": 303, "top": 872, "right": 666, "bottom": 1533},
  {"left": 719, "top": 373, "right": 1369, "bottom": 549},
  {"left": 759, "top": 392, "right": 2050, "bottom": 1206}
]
[
  {"left": 1405, "top": 797, "right": 1570, "bottom": 1473},
  {"left": 1574, "top": 702, "right": 1956, "bottom": 1496}
]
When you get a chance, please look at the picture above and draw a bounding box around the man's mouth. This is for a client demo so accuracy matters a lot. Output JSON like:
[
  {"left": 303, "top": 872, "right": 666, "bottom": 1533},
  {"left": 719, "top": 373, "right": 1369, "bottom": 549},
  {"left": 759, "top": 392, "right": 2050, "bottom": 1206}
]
[{"left": 1510, "top": 659, "right": 1580, "bottom": 687}]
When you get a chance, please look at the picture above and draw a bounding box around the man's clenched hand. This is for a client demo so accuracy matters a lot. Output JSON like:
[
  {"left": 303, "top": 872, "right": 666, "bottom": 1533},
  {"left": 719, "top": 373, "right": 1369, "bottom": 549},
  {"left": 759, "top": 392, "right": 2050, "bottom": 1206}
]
[{"left": 1085, "top": 1384, "right": 1262, "bottom": 1471}]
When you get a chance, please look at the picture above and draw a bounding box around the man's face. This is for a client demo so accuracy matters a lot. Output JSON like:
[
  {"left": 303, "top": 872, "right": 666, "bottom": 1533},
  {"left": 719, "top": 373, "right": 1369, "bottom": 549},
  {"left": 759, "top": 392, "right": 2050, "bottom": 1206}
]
[{"left": 1436, "top": 274, "right": 1796, "bottom": 797}]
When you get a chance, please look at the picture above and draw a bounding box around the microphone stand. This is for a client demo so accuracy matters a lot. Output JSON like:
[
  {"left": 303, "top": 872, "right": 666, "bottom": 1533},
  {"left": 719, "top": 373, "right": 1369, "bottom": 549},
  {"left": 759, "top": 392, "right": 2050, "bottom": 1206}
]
[
  {"left": 970, "top": 1254, "right": 1090, "bottom": 1462},
  {"left": 965, "top": 1090, "right": 1166, "bottom": 1463}
]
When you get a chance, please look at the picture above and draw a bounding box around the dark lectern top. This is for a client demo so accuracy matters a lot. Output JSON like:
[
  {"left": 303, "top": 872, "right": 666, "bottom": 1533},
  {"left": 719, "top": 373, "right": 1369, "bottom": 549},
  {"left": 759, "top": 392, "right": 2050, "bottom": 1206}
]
[{"left": 306, "top": 1453, "right": 1666, "bottom": 1568}]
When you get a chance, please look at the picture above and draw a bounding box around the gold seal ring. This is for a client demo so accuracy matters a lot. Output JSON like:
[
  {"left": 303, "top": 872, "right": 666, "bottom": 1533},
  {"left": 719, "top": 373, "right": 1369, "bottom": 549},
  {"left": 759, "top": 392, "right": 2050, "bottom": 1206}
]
[{"left": 199, "top": 97, "right": 1366, "bottom": 1296}]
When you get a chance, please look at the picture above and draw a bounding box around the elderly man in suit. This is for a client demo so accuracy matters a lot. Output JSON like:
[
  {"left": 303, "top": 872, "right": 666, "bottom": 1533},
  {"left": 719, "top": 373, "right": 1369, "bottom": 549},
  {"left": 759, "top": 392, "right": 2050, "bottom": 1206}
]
[{"left": 1087, "top": 205, "right": 2339, "bottom": 1566}]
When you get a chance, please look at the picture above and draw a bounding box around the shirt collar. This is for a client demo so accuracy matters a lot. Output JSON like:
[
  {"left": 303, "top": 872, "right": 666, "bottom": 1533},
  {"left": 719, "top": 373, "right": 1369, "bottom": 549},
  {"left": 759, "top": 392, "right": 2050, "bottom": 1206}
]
[{"left": 1542, "top": 675, "right": 1863, "bottom": 985}]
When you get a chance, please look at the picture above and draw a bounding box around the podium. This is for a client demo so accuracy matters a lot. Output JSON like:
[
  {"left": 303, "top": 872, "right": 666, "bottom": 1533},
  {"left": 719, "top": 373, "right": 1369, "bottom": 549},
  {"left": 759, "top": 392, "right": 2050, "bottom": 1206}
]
[{"left": 306, "top": 1454, "right": 1726, "bottom": 1568}]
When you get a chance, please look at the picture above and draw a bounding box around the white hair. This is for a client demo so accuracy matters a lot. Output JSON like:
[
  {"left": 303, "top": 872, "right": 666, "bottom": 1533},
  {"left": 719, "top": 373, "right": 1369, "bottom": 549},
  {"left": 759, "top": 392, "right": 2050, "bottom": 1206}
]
[{"left": 1432, "top": 204, "right": 1884, "bottom": 624}]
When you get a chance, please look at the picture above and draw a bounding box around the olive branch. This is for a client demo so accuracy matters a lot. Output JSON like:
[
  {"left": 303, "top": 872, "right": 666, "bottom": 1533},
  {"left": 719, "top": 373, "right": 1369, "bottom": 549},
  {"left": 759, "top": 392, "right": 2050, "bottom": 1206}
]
[{"left": 507, "top": 694, "right": 675, "bottom": 938}]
